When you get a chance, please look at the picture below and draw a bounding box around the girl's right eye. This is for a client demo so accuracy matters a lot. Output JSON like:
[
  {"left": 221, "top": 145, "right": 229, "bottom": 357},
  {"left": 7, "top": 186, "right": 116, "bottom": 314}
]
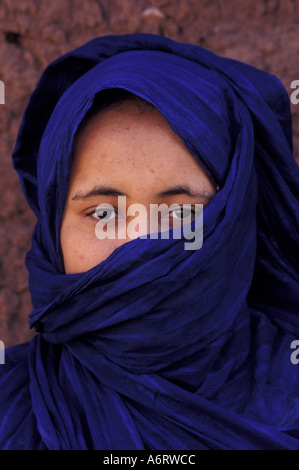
[{"left": 87, "top": 206, "right": 116, "bottom": 221}]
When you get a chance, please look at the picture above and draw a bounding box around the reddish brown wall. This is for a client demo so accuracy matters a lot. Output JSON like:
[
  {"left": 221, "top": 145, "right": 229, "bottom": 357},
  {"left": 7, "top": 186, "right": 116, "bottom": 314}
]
[{"left": 1, "top": 0, "right": 299, "bottom": 347}]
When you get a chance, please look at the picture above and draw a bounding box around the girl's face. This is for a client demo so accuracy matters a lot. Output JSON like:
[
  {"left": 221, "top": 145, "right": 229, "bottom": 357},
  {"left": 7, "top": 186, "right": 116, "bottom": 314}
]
[{"left": 60, "top": 102, "right": 216, "bottom": 274}]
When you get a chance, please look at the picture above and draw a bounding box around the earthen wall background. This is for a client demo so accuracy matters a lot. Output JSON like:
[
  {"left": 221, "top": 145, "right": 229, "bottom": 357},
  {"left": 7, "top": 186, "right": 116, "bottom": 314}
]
[{"left": 0, "top": 0, "right": 298, "bottom": 347}]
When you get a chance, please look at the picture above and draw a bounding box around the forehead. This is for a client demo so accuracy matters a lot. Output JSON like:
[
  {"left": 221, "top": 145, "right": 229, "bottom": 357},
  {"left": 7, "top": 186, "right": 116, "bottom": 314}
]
[
  {"left": 65, "top": 101, "right": 216, "bottom": 201},
  {"left": 71, "top": 101, "right": 198, "bottom": 173}
]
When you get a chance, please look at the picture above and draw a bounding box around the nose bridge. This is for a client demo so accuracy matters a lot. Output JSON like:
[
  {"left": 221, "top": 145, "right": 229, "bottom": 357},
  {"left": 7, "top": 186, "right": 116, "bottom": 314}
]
[{"left": 126, "top": 202, "right": 151, "bottom": 239}]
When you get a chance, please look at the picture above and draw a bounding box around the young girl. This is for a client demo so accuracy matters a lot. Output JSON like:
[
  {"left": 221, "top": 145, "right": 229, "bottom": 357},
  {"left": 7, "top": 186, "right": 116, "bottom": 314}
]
[{"left": 0, "top": 33, "right": 298, "bottom": 450}]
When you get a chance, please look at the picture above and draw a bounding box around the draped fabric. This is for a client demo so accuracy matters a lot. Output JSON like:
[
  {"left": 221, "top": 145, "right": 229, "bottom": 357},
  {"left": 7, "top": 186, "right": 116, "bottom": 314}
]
[{"left": 1, "top": 33, "right": 299, "bottom": 450}]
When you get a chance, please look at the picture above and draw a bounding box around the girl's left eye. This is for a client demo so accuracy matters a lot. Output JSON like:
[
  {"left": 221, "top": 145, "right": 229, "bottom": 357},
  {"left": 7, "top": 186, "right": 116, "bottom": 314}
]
[{"left": 168, "top": 207, "right": 193, "bottom": 219}]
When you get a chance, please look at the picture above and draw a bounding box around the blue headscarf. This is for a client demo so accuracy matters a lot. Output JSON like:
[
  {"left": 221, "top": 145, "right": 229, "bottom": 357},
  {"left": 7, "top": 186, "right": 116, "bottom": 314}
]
[{"left": 1, "top": 33, "right": 299, "bottom": 450}]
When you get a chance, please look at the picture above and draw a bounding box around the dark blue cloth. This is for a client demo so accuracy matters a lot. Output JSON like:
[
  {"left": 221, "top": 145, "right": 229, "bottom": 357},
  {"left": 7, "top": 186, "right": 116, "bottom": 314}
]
[{"left": 1, "top": 33, "right": 299, "bottom": 450}]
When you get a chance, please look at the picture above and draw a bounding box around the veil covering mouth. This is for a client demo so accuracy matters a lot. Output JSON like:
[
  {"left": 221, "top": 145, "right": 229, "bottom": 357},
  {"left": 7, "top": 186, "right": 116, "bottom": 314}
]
[{"left": 0, "top": 33, "right": 299, "bottom": 450}]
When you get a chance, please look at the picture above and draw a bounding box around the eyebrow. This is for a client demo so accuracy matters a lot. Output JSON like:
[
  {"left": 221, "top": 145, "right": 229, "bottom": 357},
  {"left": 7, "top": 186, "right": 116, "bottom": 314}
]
[
  {"left": 158, "top": 184, "right": 213, "bottom": 200},
  {"left": 71, "top": 184, "right": 214, "bottom": 201},
  {"left": 72, "top": 185, "right": 126, "bottom": 201}
]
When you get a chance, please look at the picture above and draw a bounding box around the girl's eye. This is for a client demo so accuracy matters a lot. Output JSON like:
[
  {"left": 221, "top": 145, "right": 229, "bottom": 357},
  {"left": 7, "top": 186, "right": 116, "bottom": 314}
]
[
  {"left": 87, "top": 206, "right": 116, "bottom": 221},
  {"left": 169, "top": 207, "right": 193, "bottom": 220}
]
